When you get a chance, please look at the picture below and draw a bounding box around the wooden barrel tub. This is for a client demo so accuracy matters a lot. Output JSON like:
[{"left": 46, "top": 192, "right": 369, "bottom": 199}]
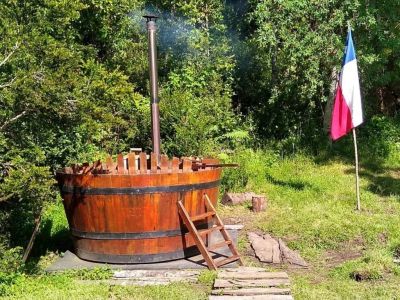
[{"left": 56, "top": 153, "right": 221, "bottom": 264}]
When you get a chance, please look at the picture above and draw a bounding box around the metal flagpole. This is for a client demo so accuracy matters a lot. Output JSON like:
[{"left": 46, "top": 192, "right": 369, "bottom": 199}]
[{"left": 352, "top": 128, "right": 361, "bottom": 211}]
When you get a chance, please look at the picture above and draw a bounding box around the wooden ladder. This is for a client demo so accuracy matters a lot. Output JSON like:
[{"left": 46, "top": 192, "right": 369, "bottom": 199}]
[{"left": 177, "top": 193, "right": 244, "bottom": 270}]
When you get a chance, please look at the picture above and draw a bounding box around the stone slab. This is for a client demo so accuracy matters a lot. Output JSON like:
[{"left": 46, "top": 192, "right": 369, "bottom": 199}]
[{"left": 46, "top": 226, "right": 242, "bottom": 272}]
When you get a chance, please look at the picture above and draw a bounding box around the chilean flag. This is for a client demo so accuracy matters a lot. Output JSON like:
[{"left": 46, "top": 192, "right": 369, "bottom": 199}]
[{"left": 330, "top": 29, "right": 363, "bottom": 140}]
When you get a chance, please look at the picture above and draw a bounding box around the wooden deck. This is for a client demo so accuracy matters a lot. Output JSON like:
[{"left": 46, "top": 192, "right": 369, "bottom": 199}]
[{"left": 210, "top": 267, "right": 293, "bottom": 300}]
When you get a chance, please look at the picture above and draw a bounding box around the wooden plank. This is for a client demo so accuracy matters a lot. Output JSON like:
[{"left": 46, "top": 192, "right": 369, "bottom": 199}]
[
  {"left": 139, "top": 152, "right": 147, "bottom": 174},
  {"left": 150, "top": 152, "right": 158, "bottom": 173},
  {"left": 172, "top": 157, "right": 179, "bottom": 171},
  {"left": 93, "top": 160, "right": 102, "bottom": 173},
  {"left": 213, "top": 278, "right": 290, "bottom": 288},
  {"left": 208, "top": 240, "right": 231, "bottom": 251},
  {"left": 209, "top": 295, "right": 293, "bottom": 300},
  {"left": 113, "top": 270, "right": 201, "bottom": 279},
  {"left": 106, "top": 156, "right": 116, "bottom": 174},
  {"left": 211, "top": 287, "right": 291, "bottom": 296},
  {"left": 160, "top": 155, "right": 169, "bottom": 171},
  {"left": 71, "top": 164, "right": 78, "bottom": 174},
  {"left": 199, "top": 225, "right": 223, "bottom": 237},
  {"left": 128, "top": 152, "right": 136, "bottom": 174},
  {"left": 81, "top": 162, "right": 90, "bottom": 174},
  {"left": 217, "top": 267, "right": 267, "bottom": 272},
  {"left": 117, "top": 153, "right": 125, "bottom": 174},
  {"left": 218, "top": 272, "right": 289, "bottom": 280},
  {"left": 183, "top": 158, "right": 192, "bottom": 171},
  {"left": 215, "top": 255, "right": 240, "bottom": 267},
  {"left": 191, "top": 211, "right": 215, "bottom": 222}
]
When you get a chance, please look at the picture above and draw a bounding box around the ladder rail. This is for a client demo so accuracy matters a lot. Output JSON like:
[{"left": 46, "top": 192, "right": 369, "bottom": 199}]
[
  {"left": 177, "top": 193, "right": 243, "bottom": 270},
  {"left": 204, "top": 194, "right": 244, "bottom": 266},
  {"left": 177, "top": 200, "right": 218, "bottom": 270}
]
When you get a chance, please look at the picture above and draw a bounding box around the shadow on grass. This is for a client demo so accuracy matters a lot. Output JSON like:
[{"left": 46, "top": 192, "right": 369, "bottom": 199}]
[
  {"left": 363, "top": 171, "right": 400, "bottom": 197},
  {"left": 265, "top": 174, "right": 311, "bottom": 190},
  {"left": 314, "top": 138, "right": 400, "bottom": 198},
  {"left": 343, "top": 167, "right": 400, "bottom": 198},
  {"left": 31, "top": 218, "right": 72, "bottom": 258}
]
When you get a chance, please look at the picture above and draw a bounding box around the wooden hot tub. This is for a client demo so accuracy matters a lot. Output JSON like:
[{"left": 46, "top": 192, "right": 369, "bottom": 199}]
[{"left": 56, "top": 153, "right": 221, "bottom": 263}]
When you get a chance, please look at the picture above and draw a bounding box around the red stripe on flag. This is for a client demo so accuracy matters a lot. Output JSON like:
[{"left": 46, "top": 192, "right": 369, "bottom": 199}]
[{"left": 330, "top": 85, "right": 353, "bottom": 140}]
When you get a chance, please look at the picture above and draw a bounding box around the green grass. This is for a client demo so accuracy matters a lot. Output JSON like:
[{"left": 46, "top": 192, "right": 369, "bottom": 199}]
[
  {"left": 220, "top": 150, "right": 400, "bottom": 299},
  {"left": 1, "top": 273, "right": 208, "bottom": 300},
  {"left": 2, "top": 149, "right": 400, "bottom": 299}
]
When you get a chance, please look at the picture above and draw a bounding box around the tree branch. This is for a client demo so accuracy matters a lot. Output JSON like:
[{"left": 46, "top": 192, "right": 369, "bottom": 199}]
[
  {"left": 0, "top": 193, "right": 15, "bottom": 202},
  {"left": 0, "top": 77, "right": 16, "bottom": 89},
  {"left": 0, "top": 110, "right": 28, "bottom": 132},
  {"left": 0, "top": 42, "right": 19, "bottom": 68}
]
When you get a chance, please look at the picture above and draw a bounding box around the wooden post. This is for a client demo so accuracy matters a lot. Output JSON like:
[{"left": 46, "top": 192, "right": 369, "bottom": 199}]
[
  {"left": 252, "top": 196, "right": 267, "bottom": 213},
  {"left": 352, "top": 128, "right": 361, "bottom": 211},
  {"left": 22, "top": 212, "right": 42, "bottom": 263}
]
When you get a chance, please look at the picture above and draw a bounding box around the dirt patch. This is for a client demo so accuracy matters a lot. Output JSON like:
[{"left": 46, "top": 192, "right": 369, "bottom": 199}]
[
  {"left": 323, "top": 237, "right": 365, "bottom": 268},
  {"left": 377, "top": 232, "right": 388, "bottom": 244}
]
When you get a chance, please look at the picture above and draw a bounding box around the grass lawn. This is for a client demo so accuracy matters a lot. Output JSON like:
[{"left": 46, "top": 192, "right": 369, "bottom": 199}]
[
  {"left": 220, "top": 150, "right": 400, "bottom": 299},
  {"left": 2, "top": 150, "right": 400, "bottom": 299}
]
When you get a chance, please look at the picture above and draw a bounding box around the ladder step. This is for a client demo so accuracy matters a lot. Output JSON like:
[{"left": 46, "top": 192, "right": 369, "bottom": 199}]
[
  {"left": 208, "top": 240, "right": 232, "bottom": 251},
  {"left": 216, "top": 255, "right": 240, "bottom": 267},
  {"left": 199, "top": 225, "right": 224, "bottom": 237},
  {"left": 191, "top": 211, "right": 215, "bottom": 222}
]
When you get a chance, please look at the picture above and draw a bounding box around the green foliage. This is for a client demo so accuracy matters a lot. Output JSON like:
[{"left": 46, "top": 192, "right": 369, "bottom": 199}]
[
  {"left": 219, "top": 149, "right": 279, "bottom": 192},
  {"left": 219, "top": 151, "right": 400, "bottom": 298},
  {"left": 359, "top": 115, "right": 400, "bottom": 166},
  {"left": 233, "top": 0, "right": 400, "bottom": 147}
]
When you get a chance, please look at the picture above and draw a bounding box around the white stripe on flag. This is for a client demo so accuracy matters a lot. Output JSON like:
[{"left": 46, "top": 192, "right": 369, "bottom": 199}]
[{"left": 339, "top": 59, "right": 363, "bottom": 127}]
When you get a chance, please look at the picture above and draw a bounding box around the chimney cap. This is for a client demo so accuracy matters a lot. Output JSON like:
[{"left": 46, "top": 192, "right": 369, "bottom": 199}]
[{"left": 143, "top": 15, "right": 159, "bottom": 22}]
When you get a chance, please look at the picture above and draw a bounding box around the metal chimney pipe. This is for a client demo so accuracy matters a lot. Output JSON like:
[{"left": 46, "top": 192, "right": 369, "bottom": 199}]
[{"left": 144, "top": 15, "right": 161, "bottom": 161}]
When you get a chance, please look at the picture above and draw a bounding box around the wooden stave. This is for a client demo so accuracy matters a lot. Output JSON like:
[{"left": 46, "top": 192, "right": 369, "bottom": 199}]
[{"left": 56, "top": 168, "right": 221, "bottom": 263}]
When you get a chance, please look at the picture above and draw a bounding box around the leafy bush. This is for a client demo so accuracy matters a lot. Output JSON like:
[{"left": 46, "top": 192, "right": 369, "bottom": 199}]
[
  {"left": 359, "top": 115, "right": 400, "bottom": 166},
  {"left": 219, "top": 148, "right": 279, "bottom": 192}
]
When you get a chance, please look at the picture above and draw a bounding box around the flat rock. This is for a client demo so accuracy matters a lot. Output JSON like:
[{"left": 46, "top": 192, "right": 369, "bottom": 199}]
[
  {"left": 278, "top": 238, "right": 308, "bottom": 267},
  {"left": 248, "top": 233, "right": 281, "bottom": 264}
]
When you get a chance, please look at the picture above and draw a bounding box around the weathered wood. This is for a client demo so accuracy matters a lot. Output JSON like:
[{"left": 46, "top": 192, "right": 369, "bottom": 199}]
[
  {"left": 93, "top": 160, "right": 102, "bottom": 173},
  {"left": 150, "top": 152, "right": 158, "bottom": 173},
  {"left": 213, "top": 278, "right": 290, "bottom": 288},
  {"left": 128, "top": 152, "right": 136, "bottom": 174},
  {"left": 211, "top": 288, "right": 291, "bottom": 296},
  {"left": 172, "top": 157, "right": 179, "bottom": 171},
  {"left": 81, "top": 162, "right": 90, "bottom": 174},
  {"left": 252, "top": 196, "right": 267, "bottom": 212},
  {"left": 209, "top": 295, "right": 293, "bottom": 300},
  {"left": 106, "top": 156, "right": 115, "bottom": 174},
  {"left": 22, "top": 212, "right": 42, "bottom": 263},
  {"left": 139, "top": 152, "right": 147, "bottom": 174},
  {"left": 221, "top": 192, "right": 257, "bottom": 205},
  {"left": 218, "top": 272, "right": 288, "bottom": 280},
  {"left": 211, "top": 267, "right": 293, "bottom": 300},
  {"left": 160, "top": 155, "right": 169, "bottom": 171},
  {"left": 56, "top": 154, "right": 222, "bottom": 264},
  {"left": 183, "top": 158, "right": 192, "bottom": 171},
  {"left": 117, "top": 154, "right": 125, "bottom": 174},
  {"left": 113, "top": 269, "right": 201, "bottom": 279},
  {"left": 215, "top": 255, "right": 240, "bottom": 267}
]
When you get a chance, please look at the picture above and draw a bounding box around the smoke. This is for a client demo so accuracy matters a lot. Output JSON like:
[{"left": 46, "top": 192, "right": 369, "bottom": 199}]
[{"left": 129, "top": 6, "right": 199, "bottom": 60}]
